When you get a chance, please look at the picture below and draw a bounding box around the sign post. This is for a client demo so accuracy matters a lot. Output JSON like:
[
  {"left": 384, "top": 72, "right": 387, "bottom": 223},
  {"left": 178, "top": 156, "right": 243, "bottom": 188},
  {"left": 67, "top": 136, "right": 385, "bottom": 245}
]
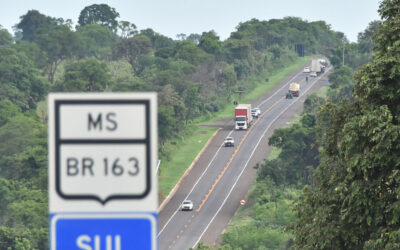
[{"left": 48, "top": 93, "right": 158, "bottom": 250}]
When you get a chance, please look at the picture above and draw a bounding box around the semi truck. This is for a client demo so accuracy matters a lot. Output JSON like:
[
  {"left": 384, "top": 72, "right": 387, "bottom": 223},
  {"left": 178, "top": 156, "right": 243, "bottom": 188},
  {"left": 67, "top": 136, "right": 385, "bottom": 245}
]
[
  {"left": 311, "top": 59, "right": 321, "bottom": 75},
  {"left": 289, "top": 82, "right": 300, "bottom": 97},
  {"left": 235, "top": 104, "right": 252, "bottom": 130}
]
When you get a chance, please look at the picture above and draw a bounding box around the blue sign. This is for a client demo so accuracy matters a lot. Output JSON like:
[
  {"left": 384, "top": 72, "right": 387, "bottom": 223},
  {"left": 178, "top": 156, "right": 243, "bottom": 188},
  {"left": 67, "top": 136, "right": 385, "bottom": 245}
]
[{"left": 50, "top": 213, "right": 157, "bottom": 250}]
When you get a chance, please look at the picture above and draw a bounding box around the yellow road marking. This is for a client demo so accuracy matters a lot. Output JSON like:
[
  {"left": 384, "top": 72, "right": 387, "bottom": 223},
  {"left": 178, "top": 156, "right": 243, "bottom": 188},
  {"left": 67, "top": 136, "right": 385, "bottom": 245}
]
[{"left": 195, "top": 96, "right": 284, "bottom": 212}]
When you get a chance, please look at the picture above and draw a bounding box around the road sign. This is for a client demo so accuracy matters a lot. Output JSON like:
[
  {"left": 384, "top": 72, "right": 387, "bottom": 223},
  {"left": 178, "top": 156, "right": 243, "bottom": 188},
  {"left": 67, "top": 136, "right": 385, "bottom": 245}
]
[
  {"left": 48, "top": 93, "right": 158, "bottom": 249},
  {"left": 49, "top": 93, "right": 157, "bottom": 212},
  {"left": 240, "top": 199, "right": 246, "bottom": 206},
  {"left": 50, "top": 213, "right": 157, "bottom": 250}
]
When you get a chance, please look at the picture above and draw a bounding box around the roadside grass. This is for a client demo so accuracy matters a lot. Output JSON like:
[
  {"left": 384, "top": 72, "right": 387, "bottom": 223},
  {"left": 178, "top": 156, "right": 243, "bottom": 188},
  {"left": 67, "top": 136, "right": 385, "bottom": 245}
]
[
  {"left": 316, "top": 84, "right": 329, "bottom": 97},
  {"left": 266, "top": 147, "right": 281, "bottom": 161},
  {"left": 226, "top": 146, "right": 281, "bottom": 228},
  {"left": 244, "top": 56, "right": 309, "bottom": 102},
  {"left": 158, "top": 126, "right": 218, "bottom": 200},
  {"left": 158, "top": 56, "right": 310, "bottom": 201}
]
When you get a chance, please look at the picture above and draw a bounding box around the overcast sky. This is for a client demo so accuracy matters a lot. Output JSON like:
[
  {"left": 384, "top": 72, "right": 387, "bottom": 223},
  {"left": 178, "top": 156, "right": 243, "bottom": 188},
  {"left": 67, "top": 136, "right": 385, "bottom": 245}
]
[{"left": 0, "top": 0, "right": 381, "bottom": 42}]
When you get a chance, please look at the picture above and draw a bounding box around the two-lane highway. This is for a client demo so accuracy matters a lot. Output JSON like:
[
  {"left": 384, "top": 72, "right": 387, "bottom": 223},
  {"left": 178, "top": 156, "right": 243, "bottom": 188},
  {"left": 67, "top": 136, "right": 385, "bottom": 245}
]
[{"left": 158, "top": 61, "right": 331, "bottom": 249}]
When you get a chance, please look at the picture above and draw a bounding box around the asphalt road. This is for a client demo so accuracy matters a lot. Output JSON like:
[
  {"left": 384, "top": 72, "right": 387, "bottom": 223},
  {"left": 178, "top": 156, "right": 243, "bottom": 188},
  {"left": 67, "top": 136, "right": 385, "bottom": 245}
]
[{"left": 158, "top": 60, "right": 331, "bottom": 250}]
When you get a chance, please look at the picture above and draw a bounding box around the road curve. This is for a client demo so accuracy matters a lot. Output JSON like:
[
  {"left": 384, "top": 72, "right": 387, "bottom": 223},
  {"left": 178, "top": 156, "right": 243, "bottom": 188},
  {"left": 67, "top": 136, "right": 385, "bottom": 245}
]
[{"left": 158, "top": 61, "right": 331, "bottom": 249}]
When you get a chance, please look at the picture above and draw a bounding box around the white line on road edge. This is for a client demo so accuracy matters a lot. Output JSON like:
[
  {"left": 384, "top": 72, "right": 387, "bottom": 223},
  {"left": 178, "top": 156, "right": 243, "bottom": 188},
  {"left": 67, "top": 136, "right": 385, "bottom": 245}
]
[
  {"left": 257, "top": 63, "right": 309, "bottom": 108},
  {"left": 158, "top": 63, "right": 310, "bottom": 237},
  {"left": 158, "top": 129, "right": 234, "bottom": 236},
  {"left": 192, "top": 67, "right": 331, "bottom": 249}
]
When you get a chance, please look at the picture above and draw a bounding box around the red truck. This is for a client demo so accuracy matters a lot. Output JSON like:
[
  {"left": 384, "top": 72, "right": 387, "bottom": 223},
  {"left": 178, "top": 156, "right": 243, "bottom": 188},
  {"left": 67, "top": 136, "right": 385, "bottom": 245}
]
[{"left": 235, "top": 104, "right": 252, "bottom": 130}]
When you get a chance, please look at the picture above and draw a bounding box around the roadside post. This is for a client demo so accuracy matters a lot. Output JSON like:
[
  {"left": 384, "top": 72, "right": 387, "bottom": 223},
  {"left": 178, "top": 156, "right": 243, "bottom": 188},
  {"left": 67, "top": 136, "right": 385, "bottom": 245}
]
[{"left": 48, "top": 93, "right": 158, "bottom": 250}]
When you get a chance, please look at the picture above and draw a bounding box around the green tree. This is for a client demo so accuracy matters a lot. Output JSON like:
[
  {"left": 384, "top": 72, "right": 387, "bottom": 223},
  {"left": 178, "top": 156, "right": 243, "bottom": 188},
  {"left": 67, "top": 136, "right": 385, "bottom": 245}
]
[
  {"left": 0, "top": 111, "right": 47, "bottom": 181},
  {"left": 258, "top": 121, "right": 318, "bottom": 185},
  {"left": 53, "top": 58, "right": 111, "bottom": 92},
  {"left": 0, "top": 26, "right": 13, "bottom": 46},
  {"left": 78, "top": 4, "right": 120, "bottom": 32},
  {"left": 108, "top": 60, "right": 148, "bottom": 91},
  {"left": 174, "top": 40, "right": 210, "bottom": 65},
  {"left": 76, "top": 24, "right": 113, "bottom": 59},
  {"left": 0, "top": 47, "right": 49, "bottom": 110},
  {"left": 114, "top": 35, "right": 152, "bottom": 75},
  {"left": 187, "top": 33, "right": 201, "bottom": 44},
  {"left": 302, "top": 93, "right": 325, "bottom": 115},
  {"left": 158, "top": 84, "right": 186, "bottom": 133},
  {"left": 16, "top": 10, "right": 58, "bottom": 42},
  {"left": 294, "top": 0, "right": 400, "bottom": 248},
  {"left": 183, "top": 84, "right": 201, "bottom": 123},
  {"left": 327, "top": 65, "right": 354, "bottom": 103},
  {"left": 140, "top": 28, "right": 174, "bottom": 49},
  {"left": 198, "top": 30, "right": 222, "bottom": 55},
  {"left": 34, "top": 24, "right": 80, "bottom": 84},
  {"left": 0, "top": 99, "right": 20, "bottom": 126},
  {"left": 225, "top": 38, "right": 252, "bottom": 60},
  {"left": 158, "top": 106, "right": 177, "bottom": 145},
  {"left": 118, "top": 21, "right": 137, "bottom": 38},
  {"left": 13, "top": 41, "right": 47, "bottom": 69},
  {"left": 358, "top": 20, "right": 381, "bottom": 54}
]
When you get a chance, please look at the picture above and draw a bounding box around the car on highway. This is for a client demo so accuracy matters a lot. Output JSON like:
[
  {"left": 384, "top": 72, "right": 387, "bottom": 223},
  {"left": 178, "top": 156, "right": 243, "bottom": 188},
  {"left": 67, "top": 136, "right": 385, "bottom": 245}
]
[
  {"left": 181, "top": 200, "right": 194, "bottom": 211},
  {"left": 310, "top": 71, "right": 317, "bottom": 77},
  {"left": 303, "top": 66, "right": 310, "bottom": 73},
  {"left": 224, "top": 137, "right": 235, "bottom": 147},
  {"left": 251, "top": 108, "right": 261, "bottom": 118}
]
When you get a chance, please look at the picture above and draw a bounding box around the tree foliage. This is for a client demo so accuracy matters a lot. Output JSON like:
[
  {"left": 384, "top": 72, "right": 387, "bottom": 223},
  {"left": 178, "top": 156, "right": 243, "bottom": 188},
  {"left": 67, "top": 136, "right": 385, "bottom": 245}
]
[
  {"left": 0, "top": 26, "right": 13, "bottom": 46},
  {"left": 0, "top": 47, "right": 49, "bottom": 110},
  {"left": 34, "top": 24, "right": 80, "bottom": 84},
  {"left": 294, "top": 0, "right": 400, "bottom": 248},
  {"left": 114, "top": 35, "right": 152, "bottom": 75},
  {"left": 16, "top": 10, "right": 59, "bottom": 42},
  {"left": 76, "top": 24, "right": 113, "bottom": 59},
  {"left": 53, "top": 59, "right": 111, "bottom": 92},
  {"left": 78, "top": 4, "right": 120, "bottom": 31}
]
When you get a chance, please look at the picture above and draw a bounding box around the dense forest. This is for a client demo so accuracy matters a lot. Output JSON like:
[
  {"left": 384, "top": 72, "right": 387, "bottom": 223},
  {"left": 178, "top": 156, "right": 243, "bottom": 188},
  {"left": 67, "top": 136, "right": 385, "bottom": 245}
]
[{"left": 0, "top": 1, "right": 392, "bottom": 249}]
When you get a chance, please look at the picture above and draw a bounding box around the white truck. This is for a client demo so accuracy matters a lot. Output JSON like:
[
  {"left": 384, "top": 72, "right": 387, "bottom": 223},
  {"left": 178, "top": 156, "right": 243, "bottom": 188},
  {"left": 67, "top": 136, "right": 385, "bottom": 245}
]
[
  {"left": 235, "top": 104, "right": 252, "bottom": 130},
  {"left": 311, "top": 59, "right": 321, "bottom": 76}
]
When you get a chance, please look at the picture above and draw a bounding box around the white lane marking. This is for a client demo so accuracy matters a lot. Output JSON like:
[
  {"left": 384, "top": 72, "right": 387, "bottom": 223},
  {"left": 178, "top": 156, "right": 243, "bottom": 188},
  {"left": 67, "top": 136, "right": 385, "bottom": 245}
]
[
  {"left": 159, "top": 61, "right": 316, "bottom": 238},
  {"left": 192, "top": 67, "right": 331, "bottom": 249},
  {"left": 158, "top": 130, "right": 234, "bottom": 236},
  {"left": 257, "top": 65, "right": 308, "bottom": 108}
]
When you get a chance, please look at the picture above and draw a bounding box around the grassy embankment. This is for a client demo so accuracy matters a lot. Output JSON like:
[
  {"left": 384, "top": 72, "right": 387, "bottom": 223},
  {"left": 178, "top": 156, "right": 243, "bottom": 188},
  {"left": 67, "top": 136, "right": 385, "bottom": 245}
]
[{"left": 158, "top": 56, "right": 310, "bottom": 202}]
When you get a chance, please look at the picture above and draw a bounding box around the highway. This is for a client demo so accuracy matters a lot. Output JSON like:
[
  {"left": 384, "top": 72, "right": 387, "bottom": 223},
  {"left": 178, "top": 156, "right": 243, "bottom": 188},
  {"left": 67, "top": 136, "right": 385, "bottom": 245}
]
[{"left": 158, "top": 61, "right": 331, "bottom": 250}]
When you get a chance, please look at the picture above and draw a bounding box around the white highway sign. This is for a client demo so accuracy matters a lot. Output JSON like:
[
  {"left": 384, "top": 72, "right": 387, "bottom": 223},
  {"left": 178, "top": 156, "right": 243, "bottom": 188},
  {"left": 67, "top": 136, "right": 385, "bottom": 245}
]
[{"left": 48, "top": 93, "right": 158, "bottom": 212}]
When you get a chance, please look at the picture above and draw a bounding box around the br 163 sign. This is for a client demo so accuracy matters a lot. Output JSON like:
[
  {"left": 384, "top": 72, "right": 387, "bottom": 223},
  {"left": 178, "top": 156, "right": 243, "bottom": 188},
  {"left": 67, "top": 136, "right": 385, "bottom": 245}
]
[{"left": 49, "top": 93, "right": 157, "bottom": 210}]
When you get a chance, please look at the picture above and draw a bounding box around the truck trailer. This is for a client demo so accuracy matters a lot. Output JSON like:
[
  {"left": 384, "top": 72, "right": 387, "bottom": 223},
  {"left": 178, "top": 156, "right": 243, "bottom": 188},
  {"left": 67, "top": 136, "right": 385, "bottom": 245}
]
[
  {"left": 289, "top": 82, "right": 300, "bottom": 97},
  {"left": 235, "top": 104, "right": 252, "bottom": 130},
  {"left": 311, "top": 59, "right": 321, "bottom": 75}
]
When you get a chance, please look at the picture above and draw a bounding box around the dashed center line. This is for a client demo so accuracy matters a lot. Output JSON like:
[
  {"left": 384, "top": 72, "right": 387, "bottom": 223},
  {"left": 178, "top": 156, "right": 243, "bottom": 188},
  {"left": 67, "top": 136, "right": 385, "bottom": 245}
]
[{"left": 195, "top": 96, "right": 284, "bottom": 212}]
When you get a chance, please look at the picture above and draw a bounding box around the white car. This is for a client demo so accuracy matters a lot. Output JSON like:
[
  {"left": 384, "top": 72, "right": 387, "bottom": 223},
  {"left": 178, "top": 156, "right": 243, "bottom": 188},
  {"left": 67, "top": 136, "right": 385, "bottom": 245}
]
[
  {"left": 251, "top": 108, "right": 261, "bottom": 118},
  {"left": 303, "top": 67, "right": 310, "bottom": 73},
  {"left": 310, "top": 71, "right": 317, "bottom": 77},
  {"left": 224, "top": 137, "right": 235, "bottom": 147},
  {"left": 181, "top": 200, "right": 194, "bottom": 211}
]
